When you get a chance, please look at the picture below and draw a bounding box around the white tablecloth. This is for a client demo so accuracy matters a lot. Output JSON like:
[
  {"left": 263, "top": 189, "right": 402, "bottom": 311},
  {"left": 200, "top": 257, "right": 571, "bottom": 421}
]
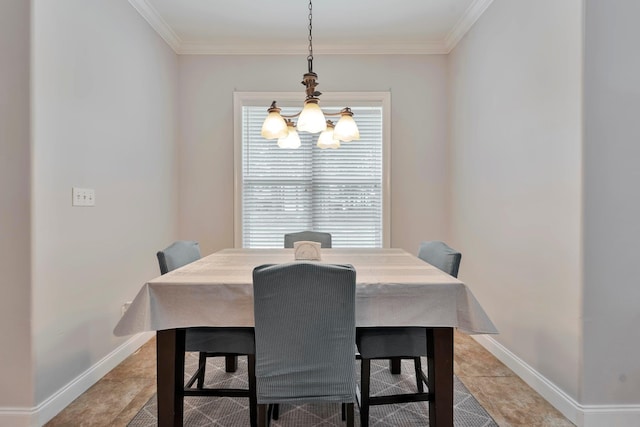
[{"left": 114, "top": 248, "right": 497, "bottom": 336}]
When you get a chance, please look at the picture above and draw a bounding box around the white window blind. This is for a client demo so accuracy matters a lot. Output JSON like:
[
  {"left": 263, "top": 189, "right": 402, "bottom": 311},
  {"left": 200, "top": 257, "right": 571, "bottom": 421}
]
[{"left": 241, "top": 104, "right": 384, "bottom": 248}]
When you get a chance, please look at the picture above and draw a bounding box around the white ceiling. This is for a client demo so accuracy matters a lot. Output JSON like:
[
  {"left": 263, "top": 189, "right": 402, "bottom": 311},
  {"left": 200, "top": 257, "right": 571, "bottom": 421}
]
[{"left": 128, "top": 0, "right": 494, "bottom": 55}]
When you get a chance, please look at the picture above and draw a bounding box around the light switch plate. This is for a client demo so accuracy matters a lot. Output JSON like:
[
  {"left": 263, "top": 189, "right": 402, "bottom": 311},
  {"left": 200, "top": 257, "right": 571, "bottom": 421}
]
[{"left": 72, "top": 187, "right": 95, "bottom": 207}]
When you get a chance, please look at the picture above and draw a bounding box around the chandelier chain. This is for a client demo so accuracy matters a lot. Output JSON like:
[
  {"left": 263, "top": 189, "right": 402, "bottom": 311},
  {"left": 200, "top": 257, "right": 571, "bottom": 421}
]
[{"left": 307, "top": 0, "right": 313, "bottom": 72}]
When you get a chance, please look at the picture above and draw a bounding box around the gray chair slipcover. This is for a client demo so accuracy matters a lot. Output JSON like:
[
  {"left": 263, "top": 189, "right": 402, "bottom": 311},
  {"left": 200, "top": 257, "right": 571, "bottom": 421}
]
[
  {"left": 417, "top": 240, "right": 462, "bottom": 278},
  {"left": 157, "top": 240, "right": 256, "bottom": 427},
  {"left": 283, "top": 231, "right": 332, "bottom": 248},
  {"left": 253, "top": 262, "right": 356, "bottom": 426},
  {"left": 356, "top": 240, "right": 462, "bottom": 427},
  {"left": 157, "top": 240, "right": 202, "bottom": 275}
]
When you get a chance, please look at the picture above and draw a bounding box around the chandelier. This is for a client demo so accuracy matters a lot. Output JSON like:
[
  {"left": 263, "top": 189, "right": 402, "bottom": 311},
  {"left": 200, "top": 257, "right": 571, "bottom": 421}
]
[{"left": 260, "top": 0, "right": 360, "bottom": 149}]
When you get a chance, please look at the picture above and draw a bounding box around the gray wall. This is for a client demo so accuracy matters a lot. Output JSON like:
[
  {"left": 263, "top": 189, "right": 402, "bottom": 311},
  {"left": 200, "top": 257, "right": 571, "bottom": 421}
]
[
  {"left": 0, "top": 0, "right": 33, "bottom": 410},
  {"left": 30, "top": 0, "right": 178, "bottom": 412},
  {"left": 177, "top": 54, "right": 451, "bottom": 255},
  {"left": 583, "top": 0, "right": 640, "bottom": 407},
  {"left": 450, "top": 0, "right": 640, "bottom": 424},
  {"left": 448, "top": 0, "right": 583, "bottom": 402}
]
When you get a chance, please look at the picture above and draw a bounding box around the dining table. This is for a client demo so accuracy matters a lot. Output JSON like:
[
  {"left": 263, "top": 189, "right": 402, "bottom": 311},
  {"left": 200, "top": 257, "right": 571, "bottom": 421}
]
[{"left": 114, "top": 247, "right": 497, "bottom": 427}]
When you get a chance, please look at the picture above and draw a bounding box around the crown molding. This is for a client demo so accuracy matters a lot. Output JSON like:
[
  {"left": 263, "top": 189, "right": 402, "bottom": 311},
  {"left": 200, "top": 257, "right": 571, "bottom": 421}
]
[
  {"left": 130, "top": 0, "right": 491, "bottom": 56},
  {"left": 444, "top": 0, "right": 494, "bottom": 53},
  {"left": 128, "top": 0, "right": 181, "bottom": 53},
  {"left": 178, "top": 41, "right": 449, "bottom": 55}
]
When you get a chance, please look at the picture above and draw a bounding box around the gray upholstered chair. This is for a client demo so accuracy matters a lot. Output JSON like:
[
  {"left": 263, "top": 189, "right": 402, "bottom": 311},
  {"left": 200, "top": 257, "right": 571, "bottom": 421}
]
[
  {"left": 157, "top": 240, "right": 257, "bottom": 427},
  {"left": 252, "top": 262, "right": 357, "bottom": 427},
  {"left": 417, "top": 240, "right": 461, "bottom": 278},
  {"left": 356, "top": 240, "right": 462, "bottom": 427},
  {"left": 283, "top": 230, "right": 332, "bottom": 248},
  {"left": 156, "top": 240, "right": 202, "bottom": 275}
]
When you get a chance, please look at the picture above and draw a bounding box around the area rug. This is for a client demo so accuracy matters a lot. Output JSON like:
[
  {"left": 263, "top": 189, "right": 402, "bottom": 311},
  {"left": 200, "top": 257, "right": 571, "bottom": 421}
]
[{"left": 128, "top": 353, "right": 497, "bottom": 426}]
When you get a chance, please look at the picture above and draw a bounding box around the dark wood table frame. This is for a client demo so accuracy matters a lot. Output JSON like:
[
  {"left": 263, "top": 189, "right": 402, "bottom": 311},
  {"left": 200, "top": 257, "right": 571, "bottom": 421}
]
[{"left": 156, "top": 326, "right": 454, "bottom": 427}]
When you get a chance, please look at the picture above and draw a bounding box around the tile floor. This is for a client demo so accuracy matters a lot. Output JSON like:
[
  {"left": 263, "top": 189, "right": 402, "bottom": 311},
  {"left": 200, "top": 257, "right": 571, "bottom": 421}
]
[{"left": 44, "top": 332, "right": 575, "bottom": 427}]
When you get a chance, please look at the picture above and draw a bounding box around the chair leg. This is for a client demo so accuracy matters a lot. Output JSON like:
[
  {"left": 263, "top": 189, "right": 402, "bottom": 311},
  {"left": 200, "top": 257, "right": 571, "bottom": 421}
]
[
  {"left": 414, "top": 357, "right": 424, "bottom": 393},
  {"left": 225, "top": 355, "right": 238, "bottom": 372},
  {"left": 272, "top": 403, "right": 279, "bottom": 420},
  {"left": 360, "top": 358, "right": 371, "bottom": 427},
  {"left": 197, "top": 352, "right": 207, "bottom": 388},
  {"left": 248, "top": 354, "right": 257, "bottom": 427},
  {"left": 258, "top": 404, "right": 269, "bottom": 427},
  {"left": 389, "top": 357, "right": 402, "bottom": 374},
  {"left": 345, "top": 402, "right": 354, "bottom": 426}
]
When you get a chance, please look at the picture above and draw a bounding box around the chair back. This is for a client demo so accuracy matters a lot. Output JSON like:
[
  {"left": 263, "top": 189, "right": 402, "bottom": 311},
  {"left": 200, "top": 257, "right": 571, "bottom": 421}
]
[
  {"left": 157, "top": 240, "right": 201, "bottom": 274},
  {"left": 252, "top": 262, "right": 356, "bottom": 404},
  {"left": 417, "top": 241, "right": 462, "bottom": 278},
  {"left": 284, "top": 231, "right": 332, "bottom": 248}
]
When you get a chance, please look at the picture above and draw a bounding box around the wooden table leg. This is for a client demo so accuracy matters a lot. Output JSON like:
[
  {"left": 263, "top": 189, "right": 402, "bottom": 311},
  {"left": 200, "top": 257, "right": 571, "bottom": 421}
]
[
  {"left": 156, "top": 329, "right": 185, "bottom": 427},
  {"left": 225, "top": 355, "right": 238, "bottom": 372},
  {"left": 389, "top": 357, "right": 402, "bottom": 374},
  {"left": 427, "top": 327, "right": 454, "bottom": 427}
]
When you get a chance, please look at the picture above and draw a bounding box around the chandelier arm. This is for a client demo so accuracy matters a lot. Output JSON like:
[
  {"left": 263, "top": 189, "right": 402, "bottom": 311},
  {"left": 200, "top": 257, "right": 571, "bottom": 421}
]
[
  {"left": 279, "top": 109, "right": 352, "bottom": 119},
  {"left": 279, "top": 111, "right": 303, "bottom": 119}
]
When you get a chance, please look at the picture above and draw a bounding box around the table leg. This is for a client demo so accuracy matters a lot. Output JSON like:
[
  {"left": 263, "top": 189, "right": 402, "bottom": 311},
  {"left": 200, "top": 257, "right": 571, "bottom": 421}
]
[
  {"left": 427, "top": 327, "right": 454, "bottom": 427},
  {"left": 389, "top": 357, "right": 402, "bottom": 374},
  {"left": 156, "top": 329, "right": 185, "bottom": 427}
]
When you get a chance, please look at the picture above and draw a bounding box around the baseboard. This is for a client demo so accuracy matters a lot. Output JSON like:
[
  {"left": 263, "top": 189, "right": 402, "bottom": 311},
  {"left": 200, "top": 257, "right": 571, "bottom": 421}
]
[
  {"left": 578, "top": 406, "right": 640, "bottom": 427},
  {"left": 0, "top": 332, "right": 154, "bottom": 427},
  {"left": 473, "top": 335, "right": 640, "bottom": 427}
]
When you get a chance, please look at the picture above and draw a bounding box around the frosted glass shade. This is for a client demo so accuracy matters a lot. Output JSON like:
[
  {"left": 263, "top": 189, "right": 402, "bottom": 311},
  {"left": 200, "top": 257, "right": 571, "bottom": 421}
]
[
  {"left": 297, "top": 99, "right": 327, "bottom": 133},
  {"left": 261, "top": 110, "right": 288, "bottom": 139},
  {"left": 277, "top": 123, "right": 301, "bottom": 149},
  {"left": 317, "top": 124, "right": 340, "bottom": 149},
  {"left": 333, "top": 112, "right": 360, "bottom": 142}
]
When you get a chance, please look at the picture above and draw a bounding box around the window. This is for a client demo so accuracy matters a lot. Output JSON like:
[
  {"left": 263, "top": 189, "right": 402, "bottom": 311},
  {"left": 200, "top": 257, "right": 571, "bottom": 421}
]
[{"left": 234, "top": 92, "right": 390, "bottom": 248}]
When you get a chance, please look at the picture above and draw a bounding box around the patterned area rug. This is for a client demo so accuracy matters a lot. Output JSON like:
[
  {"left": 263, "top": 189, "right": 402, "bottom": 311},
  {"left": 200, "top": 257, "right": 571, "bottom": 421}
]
[{"left": 128, "top": 353, "right": 497, "bottom": 426}]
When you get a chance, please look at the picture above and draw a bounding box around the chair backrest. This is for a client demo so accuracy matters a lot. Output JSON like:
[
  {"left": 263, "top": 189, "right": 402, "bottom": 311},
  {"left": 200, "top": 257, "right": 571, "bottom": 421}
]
[
  {"left": 417, "top": 241, "right": 462, "bottom": 278},
  {"left": 284, "top": 231, "right": 332, "bottom": 248},
  {"left": 157, "top": 240, "right": 201, "bottom": 274},
  {"left": 252, "top": 262, "right": 356, "bottom": 404}
]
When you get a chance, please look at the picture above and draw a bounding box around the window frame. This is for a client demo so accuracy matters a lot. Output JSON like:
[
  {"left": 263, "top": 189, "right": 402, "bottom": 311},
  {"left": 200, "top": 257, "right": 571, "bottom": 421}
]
[{"left": 233, "top": 91, "right": 391, "bottom": 248}]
